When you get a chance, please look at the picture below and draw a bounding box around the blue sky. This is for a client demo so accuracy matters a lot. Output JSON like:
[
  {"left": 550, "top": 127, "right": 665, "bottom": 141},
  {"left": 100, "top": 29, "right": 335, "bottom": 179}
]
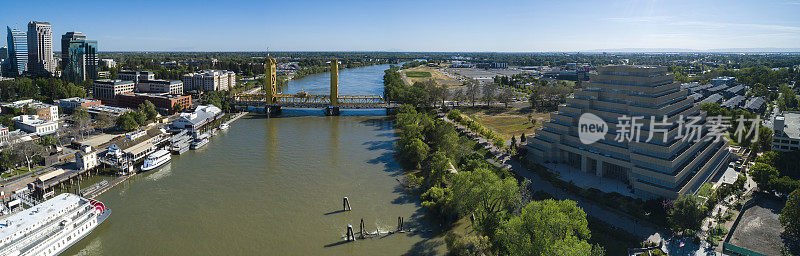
[{"left": 2, "top": 0, "right": 799, "bottom": 52}]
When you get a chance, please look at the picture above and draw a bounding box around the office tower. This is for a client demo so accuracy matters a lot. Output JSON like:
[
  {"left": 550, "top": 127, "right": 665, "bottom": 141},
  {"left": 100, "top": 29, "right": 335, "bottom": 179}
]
[
  {"left": 65, "top": 39, "right": 98, "bottom": 82},
  {"left": 27, "top": 21, "right": 55, "bottom": 76},
  {"left": 5, "top": 27, "right": 28, "bottom": 76},
  {"left": 61, "top": 32, "right": 86, "bottom": 66},
  {"left": 527, "top": 65, "right": 730, "bottom": 199}
]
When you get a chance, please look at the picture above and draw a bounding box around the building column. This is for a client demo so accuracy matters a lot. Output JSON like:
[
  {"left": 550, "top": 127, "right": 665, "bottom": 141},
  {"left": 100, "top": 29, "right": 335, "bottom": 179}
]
[
  {"left": 581, "top": 155, "right": 588, "bottom": 173},
  {"left": 596, "top": 160, "right": 604, "bottom": 177}
]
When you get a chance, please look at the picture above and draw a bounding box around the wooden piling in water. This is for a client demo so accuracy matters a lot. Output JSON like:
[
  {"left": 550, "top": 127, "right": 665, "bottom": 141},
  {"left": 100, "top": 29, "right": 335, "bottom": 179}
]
[
  {"left": 359, "top": 218, "right": 365, "bottom": 239},
  {"left": 346, "top": 224, "right": 355, "bottom": 241},
  {"left": 343, "top": 197, "right": 351, "bottom": 211}
]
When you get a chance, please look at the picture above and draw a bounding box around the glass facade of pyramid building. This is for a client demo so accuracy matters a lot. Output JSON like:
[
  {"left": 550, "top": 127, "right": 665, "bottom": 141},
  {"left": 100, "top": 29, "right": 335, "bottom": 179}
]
[{"left": 527, "top": 65, "right": 731, "bottom": 199}]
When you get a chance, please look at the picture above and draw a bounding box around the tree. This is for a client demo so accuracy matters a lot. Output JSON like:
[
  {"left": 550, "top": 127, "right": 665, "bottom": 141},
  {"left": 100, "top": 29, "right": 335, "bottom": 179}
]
[
  {"left": 780, "top": 189, "right": 800, "bottom": 237},
  {"left": 769, "top": 176, "right": 800, "bottom": 195},
  {"left": 116, "top": 113, "right": 139, "bottom": 132},
  {"left": 452, "top": 88, "right": 465, "bottom": 107},
  {"left": 421, "top": 185, "right": 454, "bottom": 219},
  {"left": 451, "top": 168, "right": 520, "bottom": 235},
  {"left": 70, "top": 107, "right": 92, "bottom": 139},
  {"left": 138, "top": 100, "right": 158, "bottom": 121},
  {"left": 426, "top": 150, "right": 450, "bottom": 188},
  {"left": 0, "top": 150, "right": 15, "bottom": 171},
  {"left": 95, "top": 112, "right": 116, "bottom": 131},
  {"left": 402, "top": 138, "right": 430, "bottom": 169},
  {"left": 750, "top": 162, "right": 780, "bottom": 191},
  {"left": 483, "top": 83, "right": 498, "bottom": 107},
  {"left": 498, "top": 87, "right": 514, "bottom": 108},
  {"left": 495, "top": 199, "right": 600, "bottom": 256},
  {"left": 466, "top": 80, "right": 480, "bottom": 107},
  {"left": 15, "top": 141, "right": 44, "bottom": 171},
  {"left": 668, "top": 194, "right": 706, "bottom": 232}
]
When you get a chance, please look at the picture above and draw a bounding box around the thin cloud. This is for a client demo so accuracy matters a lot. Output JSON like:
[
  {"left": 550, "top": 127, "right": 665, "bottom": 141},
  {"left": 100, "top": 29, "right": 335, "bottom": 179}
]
[
  {"left": 670, "top": 21, "right": 800, "bottom": 32},
  {"left": 604, "top": 16, "right": 673, "bottom": 23}
]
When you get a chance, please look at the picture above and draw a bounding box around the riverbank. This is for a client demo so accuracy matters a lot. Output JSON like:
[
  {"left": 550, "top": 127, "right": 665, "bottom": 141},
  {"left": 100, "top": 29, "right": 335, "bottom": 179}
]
[{"left": 60, "top": 63, "right": 444, "bottom": 256}]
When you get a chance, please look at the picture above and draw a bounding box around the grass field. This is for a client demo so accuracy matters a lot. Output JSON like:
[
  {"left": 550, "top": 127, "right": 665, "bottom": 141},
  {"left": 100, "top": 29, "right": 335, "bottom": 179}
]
[
  {"left": 401, "top": 66, "right": 462, "bottom": 87},
  {"left": 405, "top": 71, "right": 432, "bottom": 78},
  {"left": 459, "top": 106, "right": 549, "bottom": 140}
]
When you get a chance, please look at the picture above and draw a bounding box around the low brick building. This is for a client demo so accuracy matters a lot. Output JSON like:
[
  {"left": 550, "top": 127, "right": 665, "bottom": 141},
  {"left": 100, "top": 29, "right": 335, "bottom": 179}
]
[{"left": 115, "top": 93, "right": 192, "bottom": 114}]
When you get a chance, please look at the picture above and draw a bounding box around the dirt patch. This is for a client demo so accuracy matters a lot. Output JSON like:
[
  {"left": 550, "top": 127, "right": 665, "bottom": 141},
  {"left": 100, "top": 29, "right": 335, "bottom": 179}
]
[
  {"left": 402, "top": 66, "right": 462, "bottom": 87},
  {"left": 728, "top": 196, "right": 794, "bottom": 256},
  {"left": 458, "top": 106, "right": 550, "bottom": 140}
]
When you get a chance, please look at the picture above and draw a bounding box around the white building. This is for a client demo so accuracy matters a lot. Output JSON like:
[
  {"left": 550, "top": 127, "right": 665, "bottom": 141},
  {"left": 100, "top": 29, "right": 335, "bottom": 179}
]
[
  {"left": 181, "top": 70, "right": 236, "bottom": 91},
  {"left": 772, "top": 112, "right": 800, "bottom": 152},
  {"left": 0, "top": 125, "right": 9, "bottom": 145},
  {"left": 75, "top": 147, "right": 98, "bottom": 171},
  {"left": 136, "top": 79, "right": 183, "bottom": 95},
  {"left": 101, "top": 59, "right": 116, "bottom": 68},
  {"left": 92, "top": 79, "right": 135, "bottom": 101},
  {"left": 172, "top": 105, "right": 222, "bottom": 132},
  {"left": 12, "top": 115, "right": 59, "bottom": 136}
]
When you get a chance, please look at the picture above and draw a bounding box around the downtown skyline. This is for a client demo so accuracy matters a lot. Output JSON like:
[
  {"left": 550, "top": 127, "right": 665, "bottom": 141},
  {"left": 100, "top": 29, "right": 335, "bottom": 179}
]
[{"left": 2, "top": 0, "right": 800, "bottom": 52}]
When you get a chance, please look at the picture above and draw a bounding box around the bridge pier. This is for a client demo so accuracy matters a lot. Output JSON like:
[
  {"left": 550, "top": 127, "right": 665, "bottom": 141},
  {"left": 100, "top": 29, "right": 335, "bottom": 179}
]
[
  {"left": 266, "top": 106, "right": 282, "bottom": 117},
  {"left": 325, "top": 107, "right": 340, "bottom": 116}
]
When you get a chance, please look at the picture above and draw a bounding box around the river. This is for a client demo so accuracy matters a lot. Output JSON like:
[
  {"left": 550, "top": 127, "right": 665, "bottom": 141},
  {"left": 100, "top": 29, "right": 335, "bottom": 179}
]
[{"left": 61, "top": 64, "right": 445, "bottom": 255}]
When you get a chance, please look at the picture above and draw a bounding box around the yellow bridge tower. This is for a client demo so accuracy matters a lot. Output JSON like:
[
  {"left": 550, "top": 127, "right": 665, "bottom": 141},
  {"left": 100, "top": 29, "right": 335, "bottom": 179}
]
[
  {"left": 330, "top": 59, "right": 339, "bottom": 106},
  {"left": 264, "top": 55, "right": 278, "bottom": 104}
]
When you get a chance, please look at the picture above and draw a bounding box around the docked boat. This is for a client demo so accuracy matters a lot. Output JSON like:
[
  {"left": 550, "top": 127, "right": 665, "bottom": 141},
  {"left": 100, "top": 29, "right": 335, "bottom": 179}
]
[
  {"left": 170, "top": 130, "right": 191, "bottom": 155},
  {"left": 140, "top": 149, "right": 171, "bottom": 172},
  {"left": 220, "top": 123, "right": 229, "bottom": 130},
  {"left": 0, "top": 193, "right": 110, "bottom": 256},
  {"left": 191, "top": 137, "right": 209, "bottom": 150},
  {"left": 172, "top": 142, "right": 189, "bottom": 155}
]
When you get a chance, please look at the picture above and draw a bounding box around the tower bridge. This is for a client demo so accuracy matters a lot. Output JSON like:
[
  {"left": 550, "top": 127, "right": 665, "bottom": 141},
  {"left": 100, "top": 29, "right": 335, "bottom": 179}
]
[{"left": 232, "top": 55, "right": 395, "bottom": 116}]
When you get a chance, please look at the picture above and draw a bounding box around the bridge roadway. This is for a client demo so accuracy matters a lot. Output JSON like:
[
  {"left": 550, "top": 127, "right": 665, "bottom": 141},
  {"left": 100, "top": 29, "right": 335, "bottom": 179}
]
[{"left": 232, "top": 93, "right": 398, "bottom": 109}]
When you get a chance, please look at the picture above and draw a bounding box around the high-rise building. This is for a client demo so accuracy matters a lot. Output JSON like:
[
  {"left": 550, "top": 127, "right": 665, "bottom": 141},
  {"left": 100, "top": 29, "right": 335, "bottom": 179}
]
[
  {"left": 61, "top": 31, "right": 86, "bottom": 67},
  {"left": 27, "top": 21, "right": 55, "bottom": 76},
  {"left": 65, "top": 39, "right": 98, "bottom": 82},
  {"left": 527, "top": 65, "right": 730, "bottom": 199},
  {"left": 0, "top": 46, "right": 7, "bottom": 60},
  {"left": 61, "top": 32, "right": 85, "bottom": 62},
  {"left": 5, "top": 27, "right": 28, "bottom": 76}
]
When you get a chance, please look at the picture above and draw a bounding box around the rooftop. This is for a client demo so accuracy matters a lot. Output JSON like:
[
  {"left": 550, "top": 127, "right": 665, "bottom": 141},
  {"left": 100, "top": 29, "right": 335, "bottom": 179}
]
[
  {"left": 721, "top": 95, "right": 746, "bottom": 108},
  {"left": 725, "top": 84, "right": 745, "bottom": 94},
  {"left": 743, "top": 97, "right": 766, "bottom": 110},
  {"left": 699, "top": 93, "right": 723, "bottom": 104},
  {"left": 776, "top": 112, "right": 800, "bottom": 139},
  {"left": 86, "top": 105, "right": 132, "bottom": 116},
  {"left": 1, "top": 99, "right": 55, "bottom": 109},
  {"left": 176, "top": 105, "right": 221, "bottom": 125},
  {"left": 94, "top": 79, "right": 134, "bottom": 85},
  {"left": 12, "top": 115, "right": 55, "bottom": 126},
  {"left": 706, "top": 84, "right": 729, "bottom": 93},
  {"left": 56, "top": 97, "right": 100, "bottom": 104},
  {"left": 0, "top": 193, "right": 83, "bottom": 240}
]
